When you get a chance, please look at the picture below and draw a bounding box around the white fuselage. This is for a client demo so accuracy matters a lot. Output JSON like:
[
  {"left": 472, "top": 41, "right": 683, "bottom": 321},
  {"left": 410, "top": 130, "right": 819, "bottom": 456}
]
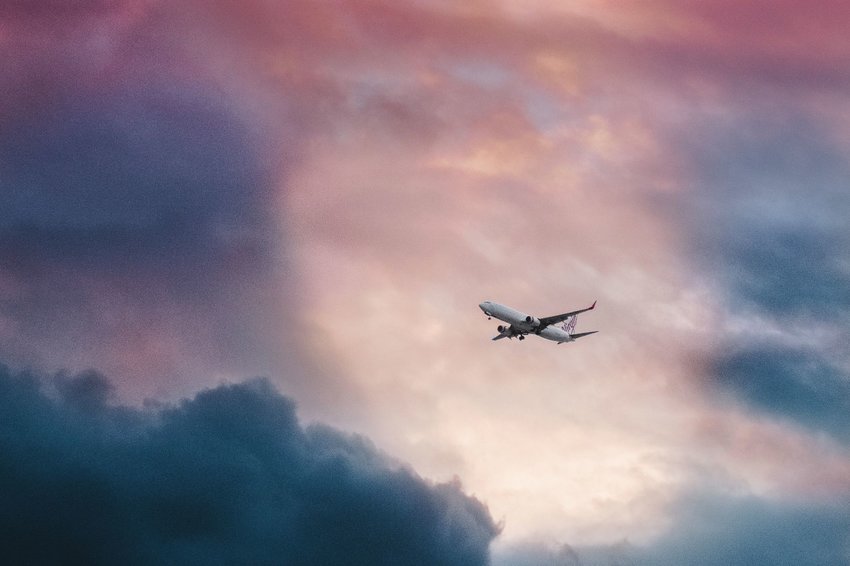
[
  {"left": 478, "top": 301, "right": 574, "bottom": 343},
  {"left": 537, "top": 325, "right": 574, "bottom": 342}
]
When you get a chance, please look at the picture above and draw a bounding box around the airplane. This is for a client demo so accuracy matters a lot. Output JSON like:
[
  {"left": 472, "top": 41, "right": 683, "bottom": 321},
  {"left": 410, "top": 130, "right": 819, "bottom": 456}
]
[{"left": 478, "top": 300, "right": 597, "bottom": 344}]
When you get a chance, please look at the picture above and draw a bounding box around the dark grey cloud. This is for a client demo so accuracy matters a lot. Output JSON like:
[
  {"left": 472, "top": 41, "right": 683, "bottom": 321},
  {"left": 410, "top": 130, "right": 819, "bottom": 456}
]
[
  {"left": 0, "top": 8, "right": 311, "bottom": 399},
  {"left": 676, "top": 112, "right": 850, "bottom": 319},
  {"left": 670, "top": 109, "right": 850, "bottom": 443},
  {"left": 0, "top": 364, "right": 499, "bottom": 565},
  {"left": 0, "top": 26, "right": 275, "bottom": 273},
  {"left": 0, "top": 78, "right": 286, "bottom": 394},
  {"left": 0, "top": 79, "right": 274, "bottom": 301},
  {"left": 714, "top": 223, "right": 849, "bottom": 319},
  {"left": 712, "top": 344, "right": 850, "bottom": 441}
]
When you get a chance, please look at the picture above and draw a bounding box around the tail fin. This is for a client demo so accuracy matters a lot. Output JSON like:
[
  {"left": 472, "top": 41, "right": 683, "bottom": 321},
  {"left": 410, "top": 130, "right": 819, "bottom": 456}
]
[{"left": 560, "top": 315, "right": 578, "bottom": 335}]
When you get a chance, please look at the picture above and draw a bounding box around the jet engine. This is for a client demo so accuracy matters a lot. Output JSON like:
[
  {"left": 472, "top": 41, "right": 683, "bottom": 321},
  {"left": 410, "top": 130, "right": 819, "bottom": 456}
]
[
  {"left": 525, "top": 315, "right": 540, "bottom": 327},
  {"left": 497, "top": 325, "right": 517, "bottom": 338}
]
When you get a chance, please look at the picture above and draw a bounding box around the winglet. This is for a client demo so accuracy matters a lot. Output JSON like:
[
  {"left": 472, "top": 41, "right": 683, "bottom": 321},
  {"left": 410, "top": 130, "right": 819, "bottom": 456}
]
[{"left": 590, "top": 300, "right": 597, "bottom": 310}]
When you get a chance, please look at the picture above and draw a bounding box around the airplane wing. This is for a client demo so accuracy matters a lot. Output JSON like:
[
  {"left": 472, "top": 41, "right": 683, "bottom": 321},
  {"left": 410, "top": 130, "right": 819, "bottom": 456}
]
[
  {"left": 493, "top": 324, "right": 519, "bottom": 340},
  {"left": 538, "top": 301, "right": 597, "bottom": 328}
]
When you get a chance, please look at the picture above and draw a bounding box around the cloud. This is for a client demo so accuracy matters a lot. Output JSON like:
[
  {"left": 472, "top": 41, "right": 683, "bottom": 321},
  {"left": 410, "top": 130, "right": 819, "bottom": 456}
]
[
  {"left": 711, "top": 345, "right": 850, "bottom": 443},
  {"left": 671, "top": 106, "right": 850, "bottom": 444},
  {"left": 494, "top": 490, "right": 850, "bottom": 566},
  {"left": 0, "top": 3, "right": 311, "bottom": 401},
  {"left": 492, "top": 542, "right": 585, "bottom": 566},
  {"left": 679, "top": 112, "right": 850, "bottom": 320},
  {"left": 4, "top": 0, "right": 850, "bottom": 556},
  {"left": 636, "top": 491, "right": 850, "bottom": 566},
  {"left": 0, "top": 364, "right": 499, "bottom": 565}
]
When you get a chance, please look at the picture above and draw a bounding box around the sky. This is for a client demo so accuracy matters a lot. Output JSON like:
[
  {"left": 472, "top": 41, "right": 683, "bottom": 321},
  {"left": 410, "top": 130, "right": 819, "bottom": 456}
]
[{"left": 1, "top": 1, "right": 849, "bottom": 564}]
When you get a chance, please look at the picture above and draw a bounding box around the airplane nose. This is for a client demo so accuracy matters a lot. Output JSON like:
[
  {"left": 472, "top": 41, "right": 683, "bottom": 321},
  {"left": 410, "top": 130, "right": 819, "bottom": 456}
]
[{"left": 478, "top": 301, "right": 489, "bottom": 312}]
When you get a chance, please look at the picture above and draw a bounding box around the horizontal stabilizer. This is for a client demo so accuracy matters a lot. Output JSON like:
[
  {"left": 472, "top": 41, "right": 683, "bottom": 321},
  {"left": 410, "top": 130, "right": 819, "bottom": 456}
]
[
  {"left": 570, "top": 331, "right": 598, "bottom": 340},
  {"left": 492, "top": 333, "right": 509, "bottom": 340}
]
